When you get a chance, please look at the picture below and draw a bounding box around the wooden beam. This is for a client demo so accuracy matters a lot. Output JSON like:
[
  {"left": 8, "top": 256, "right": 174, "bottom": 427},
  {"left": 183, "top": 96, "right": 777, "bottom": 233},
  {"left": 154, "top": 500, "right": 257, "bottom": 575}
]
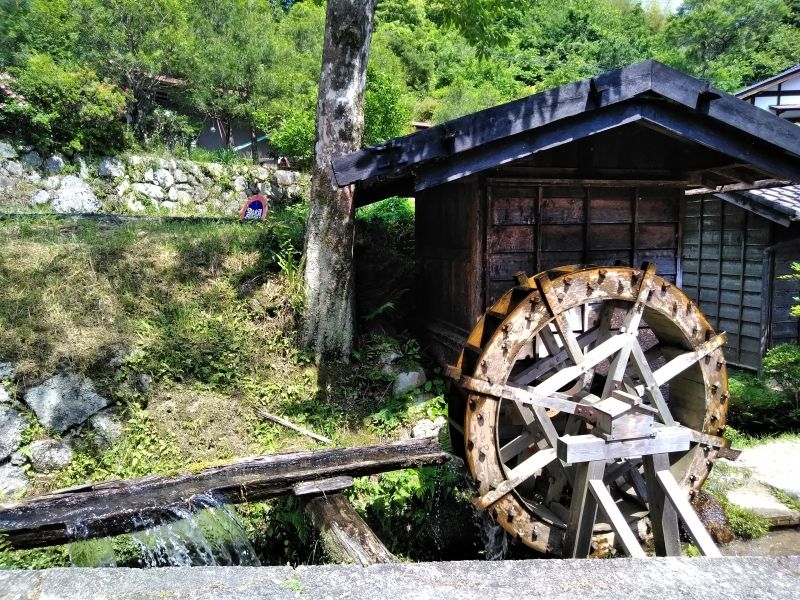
[
  {"left": 685, "top": 179, "right": 789, "bottom": 196},
  {"left": 304, "top": 494, "right": 396, "bottom": 566},
  {"left": 713, "top": 192, "right": 792, "bottom": 227},
  {"left": 556, "top": 427, "right": 690, "bottom": 463},
  {"left": 0, "top": 438, "right": 450, "bottom": 549}
]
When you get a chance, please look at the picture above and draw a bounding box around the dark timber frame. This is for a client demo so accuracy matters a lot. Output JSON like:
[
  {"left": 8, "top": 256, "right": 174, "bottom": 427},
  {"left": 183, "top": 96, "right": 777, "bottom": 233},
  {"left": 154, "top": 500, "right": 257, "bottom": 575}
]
[{"left": 335, "top": 60, "right": 800, "bottom": 369}]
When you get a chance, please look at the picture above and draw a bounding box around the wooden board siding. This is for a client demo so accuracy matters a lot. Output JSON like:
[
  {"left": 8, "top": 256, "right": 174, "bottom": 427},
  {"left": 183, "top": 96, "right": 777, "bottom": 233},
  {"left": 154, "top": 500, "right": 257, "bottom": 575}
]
[
  {"left": 484, "top": 182, "right": 681, "bottom": 306},
  {"left": 416, "top": 177, "right": 483, "bottom": 363},
  {"left": 681, "top": 197, "right": 772, "bottom": 369},
  {"left": 768, "top": 225, "right": 800, "bottom": 348}
]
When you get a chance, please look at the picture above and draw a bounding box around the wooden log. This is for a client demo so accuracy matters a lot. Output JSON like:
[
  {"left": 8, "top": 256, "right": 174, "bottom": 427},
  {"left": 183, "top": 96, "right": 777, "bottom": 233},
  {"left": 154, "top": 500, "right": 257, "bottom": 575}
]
[
  {"left": 304, "top": 494, "right": 396, "bottom": 566},
  {"left": 0, "top": 438, "right": 450, "bottom": 550}
]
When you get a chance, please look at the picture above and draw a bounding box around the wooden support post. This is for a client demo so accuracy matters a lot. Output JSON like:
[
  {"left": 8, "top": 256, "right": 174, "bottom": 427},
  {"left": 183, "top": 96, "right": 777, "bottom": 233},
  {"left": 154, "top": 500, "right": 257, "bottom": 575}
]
[
  {"left": 588, "top": 479, "right": 646, "bottom": 558},
  {"left": 563, "top": 460, "right": 604, "bottom": 558},
  {"left": 304, "top": 494, "right": 396, "bottom": 566},
  {"left": 642, "top": 453, "right": 680, "bottom": 556},
  {"left": 656, "top": 470, "right": 721, "bottom": 557}
]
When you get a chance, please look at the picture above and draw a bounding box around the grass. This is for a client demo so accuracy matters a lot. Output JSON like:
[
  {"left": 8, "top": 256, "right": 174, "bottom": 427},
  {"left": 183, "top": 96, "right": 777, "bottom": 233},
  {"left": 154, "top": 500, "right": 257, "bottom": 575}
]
[{"left": 0, "top": 204, "right": 471, "bottom": 567}]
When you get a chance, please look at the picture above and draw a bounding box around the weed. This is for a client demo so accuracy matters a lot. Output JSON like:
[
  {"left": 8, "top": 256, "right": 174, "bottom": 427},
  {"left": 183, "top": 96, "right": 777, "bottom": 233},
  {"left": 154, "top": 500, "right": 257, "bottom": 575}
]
[
  {"left": 719, "top": 498, "right": 770, "bottom": 539},
  {"left": 771, "top": 488, "right": 800, "bottom": 513}
]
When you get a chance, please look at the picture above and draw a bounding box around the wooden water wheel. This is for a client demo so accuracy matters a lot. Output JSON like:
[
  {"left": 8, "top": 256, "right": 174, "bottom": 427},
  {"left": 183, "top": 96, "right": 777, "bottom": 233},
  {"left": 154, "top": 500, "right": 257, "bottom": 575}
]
[{"left": 446, "top": 264, "right": 732, "bottom": 557}]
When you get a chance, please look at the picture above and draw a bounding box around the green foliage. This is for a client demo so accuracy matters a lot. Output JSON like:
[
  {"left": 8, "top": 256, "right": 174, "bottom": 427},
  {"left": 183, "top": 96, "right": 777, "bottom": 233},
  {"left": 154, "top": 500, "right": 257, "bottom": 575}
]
[
  {"left": 727, "top": 345, "right": 800, "bottom": 435},
  {"left": 138, "top": 107, "right": 200, "bottom": 151},
  {"left": 719, "top": 497, "right": 770, "bottom": 539},
  {"left": 348, "top": 464, "right": 459, "bottom": 551},
  {"left": 778, "top": 261, "right": 800, "bottom": 317},
  {"left": 268, "top": 108, "right": 315, "bottom": 162},
  {"left": 0, "top": 54, "right": 129, "bottom": 153},
  {"left": 363, "top": 68, "right": 412, "bottom": 146}
]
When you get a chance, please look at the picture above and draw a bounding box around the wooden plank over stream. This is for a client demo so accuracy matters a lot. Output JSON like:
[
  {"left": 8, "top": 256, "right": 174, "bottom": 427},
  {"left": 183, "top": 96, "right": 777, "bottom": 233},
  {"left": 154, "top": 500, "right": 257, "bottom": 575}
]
[{"left": 0, "top": 438, "right": 450, "bottom": 549}]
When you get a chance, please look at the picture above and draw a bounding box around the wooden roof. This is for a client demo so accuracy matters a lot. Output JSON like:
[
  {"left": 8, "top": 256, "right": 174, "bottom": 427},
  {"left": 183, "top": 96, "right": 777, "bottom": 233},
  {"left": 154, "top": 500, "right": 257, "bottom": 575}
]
[
  {"left": 333, "top": 60, "right": 800, "bottom": 207},
  {"left": 736, "top": 64, "right": 800, "bottom": 99}
]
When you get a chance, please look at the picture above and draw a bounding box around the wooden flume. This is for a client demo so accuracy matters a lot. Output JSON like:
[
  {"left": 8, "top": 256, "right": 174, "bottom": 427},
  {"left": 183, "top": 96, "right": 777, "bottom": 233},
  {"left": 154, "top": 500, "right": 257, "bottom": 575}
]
[{"left": 447, "top": 263, "right": 733, "bottom": 556}]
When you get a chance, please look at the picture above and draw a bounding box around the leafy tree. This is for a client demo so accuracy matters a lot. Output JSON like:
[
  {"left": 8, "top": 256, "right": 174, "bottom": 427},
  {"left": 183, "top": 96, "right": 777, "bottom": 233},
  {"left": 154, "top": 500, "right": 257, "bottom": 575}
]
[
  {"left": 660, "top": 0, "right": 800, "bottom": 91},
  {"left": 0, "top": 53, "right": 129, "bottom": 153}
]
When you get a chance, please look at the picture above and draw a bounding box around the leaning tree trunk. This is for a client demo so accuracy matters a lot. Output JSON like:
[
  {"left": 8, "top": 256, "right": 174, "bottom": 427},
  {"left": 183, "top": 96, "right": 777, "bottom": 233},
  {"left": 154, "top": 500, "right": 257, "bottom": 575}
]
[{"left": 302, "top": 0, "right": 377, "bottom": 359}]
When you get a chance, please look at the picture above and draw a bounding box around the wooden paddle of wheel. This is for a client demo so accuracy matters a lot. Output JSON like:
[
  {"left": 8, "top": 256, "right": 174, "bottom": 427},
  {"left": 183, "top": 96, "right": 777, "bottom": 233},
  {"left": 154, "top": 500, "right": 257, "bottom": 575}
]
[{"left": 446, "top": 264, "right": 734, "bottom": 557}]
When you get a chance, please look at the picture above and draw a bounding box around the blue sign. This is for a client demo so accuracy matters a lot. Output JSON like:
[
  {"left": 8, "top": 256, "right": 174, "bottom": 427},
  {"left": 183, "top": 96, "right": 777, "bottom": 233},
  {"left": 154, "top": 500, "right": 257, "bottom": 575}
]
[{"left": 241, "top": 195, "right": 268, "bottom": 221}]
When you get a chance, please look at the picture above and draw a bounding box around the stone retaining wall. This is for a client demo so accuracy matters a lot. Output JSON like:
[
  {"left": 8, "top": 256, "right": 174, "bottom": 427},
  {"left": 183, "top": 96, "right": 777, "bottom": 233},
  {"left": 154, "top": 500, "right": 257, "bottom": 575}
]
[{"left": 0, "top": 140, "right": 308, "bottom": 216}]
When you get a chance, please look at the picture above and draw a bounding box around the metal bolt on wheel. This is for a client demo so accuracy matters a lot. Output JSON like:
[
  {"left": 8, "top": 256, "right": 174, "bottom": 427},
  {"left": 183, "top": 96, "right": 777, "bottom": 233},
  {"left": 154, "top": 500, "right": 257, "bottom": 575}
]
[{"left": 446, "top": 264, "right": 731, "bottom": 556}]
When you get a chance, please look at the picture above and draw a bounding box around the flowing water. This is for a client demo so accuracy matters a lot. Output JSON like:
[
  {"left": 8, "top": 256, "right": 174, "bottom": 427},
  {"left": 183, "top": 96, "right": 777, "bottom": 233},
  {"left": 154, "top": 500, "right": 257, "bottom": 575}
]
[
  {"left": 67, "top": 494, "right": 260, "bottom": 568},
  {"left": 478, "top": 511, "right": 508, "bottom": 560}
]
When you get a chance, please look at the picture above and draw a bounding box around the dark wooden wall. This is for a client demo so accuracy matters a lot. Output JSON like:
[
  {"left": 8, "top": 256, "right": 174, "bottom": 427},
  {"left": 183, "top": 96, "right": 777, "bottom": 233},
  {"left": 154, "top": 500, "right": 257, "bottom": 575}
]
[
  {"left": 415, "top": 177, "right": 484, "bottom": 364},
  {"left": 416, "top": 177, "right": 683, "bottom": 363},
  {"left": 681, "top": 196, "right": 800, "bottom": 370},
  {"left": 484, "top": 181, "right": 681, "bottom": 306},
  {"left": 768, "top": 224, "right": 800, "bottom": 348}
]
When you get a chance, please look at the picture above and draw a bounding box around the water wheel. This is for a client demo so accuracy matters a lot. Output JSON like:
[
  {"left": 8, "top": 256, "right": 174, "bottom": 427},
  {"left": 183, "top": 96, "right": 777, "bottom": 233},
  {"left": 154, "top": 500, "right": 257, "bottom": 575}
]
[{"left": 446, "top": 264, "right": 731, "bottom": 556}]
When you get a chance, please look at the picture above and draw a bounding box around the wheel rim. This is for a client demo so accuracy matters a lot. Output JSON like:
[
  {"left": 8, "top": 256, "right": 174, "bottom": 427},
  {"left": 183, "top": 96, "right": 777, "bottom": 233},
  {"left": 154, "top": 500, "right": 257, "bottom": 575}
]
[{"left": 450, "top": 265, "right": 729, "bottom": 555}]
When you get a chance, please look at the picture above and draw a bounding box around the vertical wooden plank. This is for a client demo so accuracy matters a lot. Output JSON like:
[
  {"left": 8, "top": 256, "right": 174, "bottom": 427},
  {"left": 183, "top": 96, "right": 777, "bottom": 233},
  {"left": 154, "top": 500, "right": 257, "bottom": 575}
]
[
  {"left": 736, "top": 209, "right": 749, "bottom": 364},
  {"left": 715, "top": 200, "right": 725, "bottom": 331},
  {"left": 535, "top": 185, "right": 543, "bottom": 274},
  {"left": 697, "top": 196, "right": 705, "bottom": 304},
  {"left": 631, "top": 188, "right": 639, "bottom": 267},
  {"left": 563, "top": 460, "right": 605, "bottom": 558},
  {"left": 642, "top": 453, "right": 680, "bottom": 556},
  {"left": 481, "top": 180, "right": 490, "bottom": 315},
  {"left": 760, "top": 230, "right": 775, "bottom": 372},
  {"left": 583, "top": 187, "right": 591, "bottom": 265},
  {"left": 676, "top": 192, "right": 685, "bottom": 288}
]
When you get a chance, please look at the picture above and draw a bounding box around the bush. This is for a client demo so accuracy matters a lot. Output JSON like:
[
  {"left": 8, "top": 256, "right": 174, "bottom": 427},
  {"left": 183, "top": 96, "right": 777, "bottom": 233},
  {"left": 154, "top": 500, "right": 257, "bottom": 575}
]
[
  {"left": 138, "top": 107, "right": 199, "bottom": 151},
  {"left": 269, "top": 108, "right": 315, "bottom": 163},
  {"left": 728, "top": 343, "right": 800, "bottom": 434},
  {"left": 0, "top": 54, "right": 130, "bottom": 154}
]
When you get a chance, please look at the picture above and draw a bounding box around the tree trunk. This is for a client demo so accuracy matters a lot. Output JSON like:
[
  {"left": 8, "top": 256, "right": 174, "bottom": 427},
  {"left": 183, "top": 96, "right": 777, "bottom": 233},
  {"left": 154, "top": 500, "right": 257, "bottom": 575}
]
[
  {"left": 302, "top": 0, "right": 377, "bottom": 359},
  {"left": 0, "top": 438, "right": 449, "bottom": 550}
]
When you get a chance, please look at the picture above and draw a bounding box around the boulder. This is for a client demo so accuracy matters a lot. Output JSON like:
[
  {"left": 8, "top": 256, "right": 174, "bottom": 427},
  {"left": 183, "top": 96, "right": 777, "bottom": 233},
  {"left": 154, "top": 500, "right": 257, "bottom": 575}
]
[
  {"left": 76, "top": 156, "right": 89, "bottom": 178},
  {"left": 175, "top": 190, "right": 192, "bottom": 205},
  {"left": 98, "top": 156, "right": 125, "bottom": 178},
  {"left": 10, "top": 450, "right": 27, "bottom": 466},
  {"left": 44, "top": 155, "right": 66, "bottom": 173},
  {"left": 205, "top": 162, "right": 224, "bottom": 178},
  {"left": 132, "top": 183, "right": 164, "bottom": 200},
  {"left": 0, "top": 141, "right": 16, "bottom": 159},
  {"left": 233, "top": 176, "right": 248, "bottom": 192},
  {"left": 0, "top": 405, "right": 26, "bottom": 461},
  {"left": 5, "top": 160, "right": 23, "bottom": 177},
  {"left": 275, "top": 169, "right": 298, "bottom": 187},
  {"left": 154, "top": 168, "right": 174, "bottom": 188},
  {"left": 52, "top": 176, "right": 100, "bottom": 213},
  {"left": 28, "top": 190, "right": 50, "bottom": 206},
  {"left": 0, "top": 464, "right": 27, "bottom": 498},
  {"left": 160, "top": 200, "right": 177, "bottom": 211},
  {"left": 411, "top": 416, "right": 447, "bottom": 439},
  {"left": 42, "top": 176, "right": 61, "bottom": 190},
  {"left": 0, "top": 361, "right": 14, "bottom": 380},
  {"left": 115, "top": 180, "right": 130, "bottom": 196},
  {"left": 29, "top": 439, "right": 74, "bottom": 472},
  {"left": 393, "top": 366, "right": 427, "bottom": 395},
  {"left": 22, "top": 151, "right": 42, "bottom": 169},
  {"left": 144, "top": 168, "right": 155, "bottom": 183},
  {"left": 126, "top": 196, "right": 146, "bottom": 212},
  {"left": 25, "top": 172, "right": 42, "bottom": 184},
  {"left": 0, "top": 385, "right": 9, "bottom": 403},
  {"left": 173, "top": 168, "right": 188, "bottom": 184},
  {"left": 89, "top": 407, "right": 122, "bottom": 449},
  {"left": 0, "top": 175, "right": 13, "bottom": 190},
  {"left": 24, "top": 373, "right": 109, "bottom": 433}
]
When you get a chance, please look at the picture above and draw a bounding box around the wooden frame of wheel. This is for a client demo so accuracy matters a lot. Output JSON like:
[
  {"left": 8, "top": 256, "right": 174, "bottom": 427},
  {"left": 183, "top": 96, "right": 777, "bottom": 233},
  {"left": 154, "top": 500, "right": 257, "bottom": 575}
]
[{"left": 447, "top": 264, "right": 730, "bottom": 555}]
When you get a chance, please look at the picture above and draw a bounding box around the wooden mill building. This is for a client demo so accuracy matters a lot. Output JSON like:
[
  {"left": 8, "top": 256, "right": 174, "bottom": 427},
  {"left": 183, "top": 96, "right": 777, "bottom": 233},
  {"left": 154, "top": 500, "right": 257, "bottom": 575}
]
[{"left": 334, "top": 61, "right": 800, "bottom": 370}]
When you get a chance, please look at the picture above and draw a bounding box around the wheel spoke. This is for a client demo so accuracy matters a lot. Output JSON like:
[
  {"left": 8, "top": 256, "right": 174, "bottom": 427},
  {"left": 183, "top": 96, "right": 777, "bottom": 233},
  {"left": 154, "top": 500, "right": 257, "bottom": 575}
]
[
  {"left": 629, "top": 339, "right": 675, "bottom": 426},
  {"left": 651, "top": 333, "right": 727, "bottom": 387},
  {"left": 512, "top": 326, "right": 599, "bottom": 386}
]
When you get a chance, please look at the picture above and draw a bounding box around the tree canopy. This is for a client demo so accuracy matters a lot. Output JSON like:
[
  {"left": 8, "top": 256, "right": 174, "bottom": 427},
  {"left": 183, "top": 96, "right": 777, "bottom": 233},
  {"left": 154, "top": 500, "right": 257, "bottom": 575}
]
[{"left": 2, "top": 0, "right": 800, "bottom": 155}]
